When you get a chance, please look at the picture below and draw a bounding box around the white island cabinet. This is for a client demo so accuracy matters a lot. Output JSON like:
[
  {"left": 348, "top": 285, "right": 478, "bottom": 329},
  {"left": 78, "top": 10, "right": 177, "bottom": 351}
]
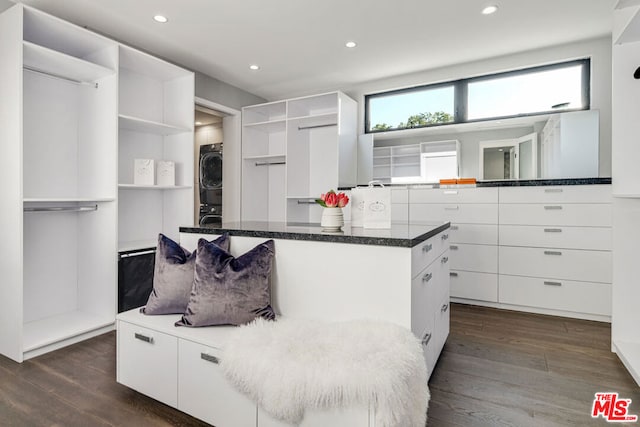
[{"left": 117, "top": 222, "right": 450, "bottom": 426}]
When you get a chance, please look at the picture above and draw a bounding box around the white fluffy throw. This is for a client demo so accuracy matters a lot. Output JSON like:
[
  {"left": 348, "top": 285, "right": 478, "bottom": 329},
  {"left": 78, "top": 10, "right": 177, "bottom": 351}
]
[{"left": 221, "top": 317, "right": 429, "bottom": 426}]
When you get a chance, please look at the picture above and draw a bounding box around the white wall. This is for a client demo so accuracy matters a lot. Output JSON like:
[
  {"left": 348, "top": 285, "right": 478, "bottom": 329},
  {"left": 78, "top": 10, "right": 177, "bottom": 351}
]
[{"left": 344, "top": 36, "right": 613, "bottom": 177}]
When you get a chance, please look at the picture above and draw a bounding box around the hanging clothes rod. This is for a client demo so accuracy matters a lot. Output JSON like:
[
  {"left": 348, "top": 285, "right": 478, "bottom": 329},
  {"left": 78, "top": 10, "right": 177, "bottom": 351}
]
[
  {"left": 255, "top": 161, "right": 286, "bottom": 166},
  {"left": 23, "top": 66, "right": 99, "bottom": 88},
  {"left": 24, "top": 205, "right": 98, "bottom": 213},
  {"left": 297, "top": 123, "right": 337, "bottom": 131}
]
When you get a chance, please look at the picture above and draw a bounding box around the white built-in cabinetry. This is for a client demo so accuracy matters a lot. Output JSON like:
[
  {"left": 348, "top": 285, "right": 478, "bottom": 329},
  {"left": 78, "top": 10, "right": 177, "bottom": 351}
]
[
  {"left": 242, "top": 92, "right": 357, "bottom": 224},
  {"left": 0, "top": 5, "right": 118, "bottom": 362},
  {"left": 117, "top": 46, "right": 194, "bottom": 251},
  {"left": 612, "top": 1, "right": 640, "bottom": 386}
]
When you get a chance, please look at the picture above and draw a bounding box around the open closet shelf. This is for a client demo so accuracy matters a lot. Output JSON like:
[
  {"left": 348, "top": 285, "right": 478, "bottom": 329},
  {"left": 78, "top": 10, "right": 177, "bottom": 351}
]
[
  {"left": 118, "top": 114, "right": 191, "bottom": 136},
  {"left": 23, "top": 311, "right": 114, "bottom": 353},
  {"left": 23, "top": 41, "right": 114, "bottom": 83},
  {"left": 242, "top": 119, "right": 286, "bottom": 133},
  {"left": 23, "top": 197, "right": 115, "bottom": 203},
  {"left": 288, "top": 112, "right": 338, "bottom": 130},
  {"left": 118, "top": 184, "right": 192, "bottom": 190},
  {"left": 118, "top": 239, "right": 158, "bottom": 252}
]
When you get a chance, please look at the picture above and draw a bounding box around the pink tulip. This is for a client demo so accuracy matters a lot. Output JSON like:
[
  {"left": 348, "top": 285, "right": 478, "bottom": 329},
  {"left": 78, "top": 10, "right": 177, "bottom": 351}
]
[
  {"left": 336, "top": 192, "right": 349, "bottom": 208},
  {"left": 324, "top": 192, "right": 338, "bottom": 207}
]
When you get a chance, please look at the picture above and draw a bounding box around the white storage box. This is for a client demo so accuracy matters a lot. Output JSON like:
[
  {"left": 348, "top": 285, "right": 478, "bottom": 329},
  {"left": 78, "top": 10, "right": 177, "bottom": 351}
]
[
  {"left": 157, "top": 160, "right": 175, "bottom": 186},
  {"left": 134, "top": 159, "right": 155, "bottom": 186}
]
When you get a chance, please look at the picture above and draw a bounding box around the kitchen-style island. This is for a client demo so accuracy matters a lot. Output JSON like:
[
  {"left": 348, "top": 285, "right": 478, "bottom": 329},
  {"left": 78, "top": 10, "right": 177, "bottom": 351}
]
[{"left": 179, "top": 221, "right": 451, "bottom": 377}]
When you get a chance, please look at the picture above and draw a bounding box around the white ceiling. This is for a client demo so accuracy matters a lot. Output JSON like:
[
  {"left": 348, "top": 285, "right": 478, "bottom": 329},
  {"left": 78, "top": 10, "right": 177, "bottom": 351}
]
[{"left": 8, "top": 0, "right": 616, "bottom": 100}]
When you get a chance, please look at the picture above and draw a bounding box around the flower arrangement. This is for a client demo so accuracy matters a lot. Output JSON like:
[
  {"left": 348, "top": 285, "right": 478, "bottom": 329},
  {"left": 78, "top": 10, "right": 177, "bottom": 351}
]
[{"left": 316, "top": 190, "right": 349, "bottom": 208}]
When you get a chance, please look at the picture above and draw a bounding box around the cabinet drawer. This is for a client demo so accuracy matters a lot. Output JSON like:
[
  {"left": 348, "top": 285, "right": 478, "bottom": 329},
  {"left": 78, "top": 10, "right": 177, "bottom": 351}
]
[
  {"left": 178, "top": 339, "right": 257, "bottom": 426},
  {"left": 449, "top": 243, "right": 497, "bottom": 273},
  {"left": 411, "top": 233, "right": 447, "bottom": 278},
  {"left": 259, "top": 407, "right": 370, "bottom": 427},
  {"left": 499, "top": 185, "right": 612, "bottom": 203},
  {"left": 410, "top": 203, "right": 498, "bottom": 224},
  {"left": 499, "top": 275, "right": 611, "bottom": 316},
  {"left": 449, "top": 223, "right": 497, "bottom": 245},
  {"left": 117, "top": 321, "right": 178, "bottom": 407},
  {"left": 498, "top": 246, "right": 612, "bottom": 283},
  {"left": 411, "top": 262, "right": 438, "bottom": 338},
  {"left": 410, "top": 187, "right": 498, "bottom": 204},
  {"left": 499, "top": 225, "right": 612, "bottom": 250},
  {"left": 449, "top": 271, "right": 498, "bottom": 302},
  {"left": 499, "top": 204, "right": 612, "bottom": 227}
]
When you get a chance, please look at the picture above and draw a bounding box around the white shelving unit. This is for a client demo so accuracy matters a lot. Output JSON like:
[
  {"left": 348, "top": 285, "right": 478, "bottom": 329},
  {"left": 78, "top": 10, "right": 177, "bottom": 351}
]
[
  {"left": 612, "top": 1, "right": 640, "bottom": 387},
  {"left": 241, "top": 92, "right": 358, "bottom": 225},
  {"left": 117, "top": 45, "right": 194, "bottom": 251},
  {"left": 0, "top": 4, "right": 119, "bottom": 362}
]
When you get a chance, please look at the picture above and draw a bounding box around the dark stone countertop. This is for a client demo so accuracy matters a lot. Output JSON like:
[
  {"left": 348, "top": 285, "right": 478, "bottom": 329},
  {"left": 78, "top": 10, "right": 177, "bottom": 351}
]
[
  {"left": 180, "top": 221, "right": 450, "bottom": 248},
  {"left": 340, "top": 177, "right": 611, "bottom": 190}
]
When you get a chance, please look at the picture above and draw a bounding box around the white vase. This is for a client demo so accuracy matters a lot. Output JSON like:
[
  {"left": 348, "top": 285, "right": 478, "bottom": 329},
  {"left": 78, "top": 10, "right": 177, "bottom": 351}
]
[{"left": 320, "top": 207, "right": 344, "bottom": 231}]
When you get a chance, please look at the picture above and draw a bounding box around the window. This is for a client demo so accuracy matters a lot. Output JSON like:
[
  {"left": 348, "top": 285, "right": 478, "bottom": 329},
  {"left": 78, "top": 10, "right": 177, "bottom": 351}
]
[{"left": 365, "top": 59, "right": 590, "bottom": 134}]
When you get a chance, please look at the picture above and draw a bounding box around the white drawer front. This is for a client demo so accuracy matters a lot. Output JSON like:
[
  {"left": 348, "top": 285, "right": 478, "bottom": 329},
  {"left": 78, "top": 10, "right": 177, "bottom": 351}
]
[
  {"left": 449, "top": 223, "right": 498, "bottom": 245},
  {"left": 499, "top": 246, "right": 612, "bottom": 283},
  {"left": 499, "top": 185, "right": 612, "bottom": 204},
  {"left": 410, "top": 187, "right": 498, "bottom": 204},
  {"left": 117, "top": 321, "right": 178, "bottom": 407},
  {"left": 499, "top": 204, "right": 612, "bottom": 227},
  {"left": 391, "top": 203, "right": 409, "bottom": 223},
  {"left": 259, "top": 407, "right": 371, "bottom": 427},
  {"left": 449, "top": 243, "right": 497, "bottom": 273},
  {"left": 411, "top": 233, "right": 447, "bottom": 278},
  {"left": 178, "top": 339, "right": 257, "bottom": 426},
  {"left": 499, "top": 225, "right": 612, "bottom": 250},
  {"left": 499, "top": 275, "right": 611, "bottom": 316},
  {"left": 410, "top": 203, "right": 498, "bottom": 224},
  {"left": 449, "top": 270, "right": 498, "bottom": 302},
  {"left": 391, "top": 188, "right": 409, "bottom": 203},
  {"left": 411, "top": 262, "right": 438, "bottom": 337}
]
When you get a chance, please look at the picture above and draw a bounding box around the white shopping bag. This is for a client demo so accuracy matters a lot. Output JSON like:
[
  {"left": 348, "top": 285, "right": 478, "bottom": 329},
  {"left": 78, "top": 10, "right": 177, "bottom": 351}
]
[
  {"left": 350, "top": 187, "right": 366, "bottom": 227},
  {"left": 363, "top": 181, "right": 391, "bottom": 229}
]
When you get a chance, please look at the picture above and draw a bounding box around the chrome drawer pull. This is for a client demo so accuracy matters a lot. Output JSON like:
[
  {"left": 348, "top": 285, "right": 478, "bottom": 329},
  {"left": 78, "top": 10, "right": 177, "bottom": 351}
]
[
  {"left": 544, "top": 228, "right": 563, "bottom": 233},
  {"left": 544, "top": 188, "right": 563, "bottom": 193},
  {"left": 422, "top": 243, "right": 432, "bottom": 253},
  {"left": 422, "top": 272, "right": 433, "bottom": 282},
  {"left": 544, "top": 250, "right": 562, "bottom": 256},
  {"left": 450, "top": 225, "right": 459, "bottom": 231},
  {"left": 421, "top": 332, "right": 432, "bottom": 347},
  {"left": 443, "top": 190, "right": 458, "bottom": 195},
  {"left": 544, "top": 281, "right": 562, "bottom": 287},
  {"left": 450, "top": 245, "right": 459, "bottom": 250},
  {"left": 450, "top": 272, "right": 458, "bottom": 277},
  {"left": 134, "top": 333, "right": 153, "bottom": 344},
  {"left": 441, "top": 234, "right": 449, "bottom": 241},
  {"left": 444, "top": 206, "right": 459, "bottom": 211},
  {"left": 201, "top": 353, "right": 220, "bottom": 364},
  {"left": 544, "top": 205, "right": 563, "bottom": 210},
  {"left": 441, "top": 303, "right": 449, "bottom": 312},
  {"left": 441, "top": 256, "right": 449, "bottom": 264}
]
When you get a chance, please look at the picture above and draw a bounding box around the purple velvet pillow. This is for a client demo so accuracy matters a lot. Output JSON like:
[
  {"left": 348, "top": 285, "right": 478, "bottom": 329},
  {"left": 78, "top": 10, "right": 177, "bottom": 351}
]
[
  {"left": 141, "top": 233, "right": 229, "bottom": 315},
  {"left": 176, "top": 238, "right": 276, "bottom": 327}
]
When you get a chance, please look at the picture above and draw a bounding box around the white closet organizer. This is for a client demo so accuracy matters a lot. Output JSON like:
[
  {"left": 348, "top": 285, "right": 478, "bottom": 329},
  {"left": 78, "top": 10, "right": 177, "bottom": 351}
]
[
  {"left": 242, "top": 92, "right": 357, "bottom": 224},
  {"left": 0, "top": 4, "right": 118, "bottom": 362},
  {"left": 117, "top": 46, "right": 195, "bottom": 251}
]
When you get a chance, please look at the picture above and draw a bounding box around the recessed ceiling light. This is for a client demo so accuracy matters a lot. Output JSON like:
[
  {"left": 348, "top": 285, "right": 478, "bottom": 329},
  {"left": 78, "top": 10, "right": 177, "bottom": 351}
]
[
  {"left": 249, "top": 64, "right": 260, "bottom": 71},
  {"left": 195, "top": 121, "right": 202, "bottom": 126},
  {"left": 345, "top": 41, "right": 357, "bottom": 48},
  {"left": 153, "top": 15, "right": 168, "bottom": 23},
  {"left": 498, "top": 148, "right": 504, "bottom": 152},
  {"left": 482, "top": 5, "right": 498, "bottom": 15}
]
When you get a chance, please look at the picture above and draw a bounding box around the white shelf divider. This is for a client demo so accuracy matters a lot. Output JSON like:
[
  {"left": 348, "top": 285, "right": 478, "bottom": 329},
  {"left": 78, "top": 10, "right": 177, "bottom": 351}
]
[
  {"left": 23, "top": 197, "right": 115, "bottom": 203},
  {"left": 119, "top": 114, "right": 191, "bottom": 135},
  {"left": 242, "top": 154, "right": 286, "bottom": 160},
  {"left": 23, "top": 41, "right": 114, "bottom": 83},
  {"left": 118, "top": 184, "right": 192, "bottom": 190},
  {"left": 242, "top": 119, "right": 286, "bottom": 133},
  {"left": 118, "top": 239, "right": 158, "bottom": 252}
]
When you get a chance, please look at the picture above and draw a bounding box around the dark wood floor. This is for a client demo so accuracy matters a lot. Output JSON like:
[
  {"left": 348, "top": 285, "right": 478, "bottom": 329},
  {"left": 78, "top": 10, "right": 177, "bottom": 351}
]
[{"left": 0, "top": 304, "right": 638, "bottom": 426}]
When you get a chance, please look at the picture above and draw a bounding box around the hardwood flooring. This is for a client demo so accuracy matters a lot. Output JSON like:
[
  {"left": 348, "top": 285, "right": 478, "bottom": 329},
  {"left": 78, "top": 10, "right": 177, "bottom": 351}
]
[{"left": 0, "top": 304, "right": 637, "bottom": 426}]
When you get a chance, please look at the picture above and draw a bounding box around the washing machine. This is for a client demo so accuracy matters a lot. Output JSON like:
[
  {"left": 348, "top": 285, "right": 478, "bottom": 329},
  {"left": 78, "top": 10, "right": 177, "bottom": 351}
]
[{"left": 199, "top": 143, "right": 223, "bottom": 226}]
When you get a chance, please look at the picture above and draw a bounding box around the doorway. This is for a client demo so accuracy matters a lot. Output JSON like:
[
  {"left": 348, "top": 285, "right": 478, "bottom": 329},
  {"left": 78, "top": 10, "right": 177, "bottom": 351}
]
[{"left": 478, "top": 133, "right": 538, "bottom": 180}]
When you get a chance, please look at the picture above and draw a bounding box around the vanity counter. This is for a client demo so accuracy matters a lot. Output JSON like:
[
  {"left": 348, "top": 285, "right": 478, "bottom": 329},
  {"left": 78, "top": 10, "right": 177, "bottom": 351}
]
[{"left": 180, "top": 221, "right": 449, "bottom": 248}]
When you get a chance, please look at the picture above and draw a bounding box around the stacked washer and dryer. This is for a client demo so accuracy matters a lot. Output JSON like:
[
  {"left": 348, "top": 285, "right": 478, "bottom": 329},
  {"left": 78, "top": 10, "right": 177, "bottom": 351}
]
[{"left": 198, "top": 143, "right": 223, "bottom": 226}]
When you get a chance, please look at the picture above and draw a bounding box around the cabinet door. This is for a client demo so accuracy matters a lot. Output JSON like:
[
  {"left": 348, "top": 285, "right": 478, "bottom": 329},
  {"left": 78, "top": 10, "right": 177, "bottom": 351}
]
[
  {"left": 178, "top": 339, "right": 257, "bottom": 426},
  {"left": 117, "top": 321, "right": 178, "bottom": 407},
  {"left": 449, "top": 243, "right": 497, "bottom": 273},
  {"left": 411, "top": 263, "right": 438, "bottom": 336}
]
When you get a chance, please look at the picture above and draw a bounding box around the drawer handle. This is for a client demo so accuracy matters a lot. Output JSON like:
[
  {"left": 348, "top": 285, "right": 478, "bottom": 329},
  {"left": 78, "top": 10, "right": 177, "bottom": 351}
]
[
  {"left": 422, "top": 272, "right": 433, "bottom": 282},
  {"left": 544, "top": 250, "right": 562, "bottom": 256},
  {"left": 450, "top": 245, "right": 459, "bottom": 250},
  {"left": 544, "top": 281, "right": 562, "bottom": 287},
  {"left": 544, "top": 228, "right": 563, "bottom": 233},
  {"left": 422, "top": 243, "right": 432, "bottom": 253},
  {"left": 441, "top": 256, "right": 449, "bottom": 264},
  {"left": 201, "top": 353, "right": 220, "bottom": 364},
  {"left": 544, "top": 205, "right": 563, "bottom": 210},
  {"left": 444, "top": 206, "right": 459, "bottom": 211},
  {"left": 544, "top": 188, "right": 563, "bottom": 193},
  {"left": 443, "top": 190, "right": 458, "bottom": 195},
  {"left": 421, "top": 332, "right": 432, "bottom": 347},
  {"left": 450, "top": 272, "right": 458, "bottom": 277},
  {"left": 450, "top": 225, "right": 459, "bottom": 231},
  {"left": 441, "top": 234, "right": 449, "bottom": 241},
  {"left": 441, "top": 303, "right": 449, "bottom": 312},
  {"left": 134, "top": 332, "right": 153, "bottom": 344}
]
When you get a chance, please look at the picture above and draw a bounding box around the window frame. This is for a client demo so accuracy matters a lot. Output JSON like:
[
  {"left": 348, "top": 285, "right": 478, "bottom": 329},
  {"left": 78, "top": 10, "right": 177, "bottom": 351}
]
[{"left": 364, "top": 58, "right": 590, "bottom": 134}]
